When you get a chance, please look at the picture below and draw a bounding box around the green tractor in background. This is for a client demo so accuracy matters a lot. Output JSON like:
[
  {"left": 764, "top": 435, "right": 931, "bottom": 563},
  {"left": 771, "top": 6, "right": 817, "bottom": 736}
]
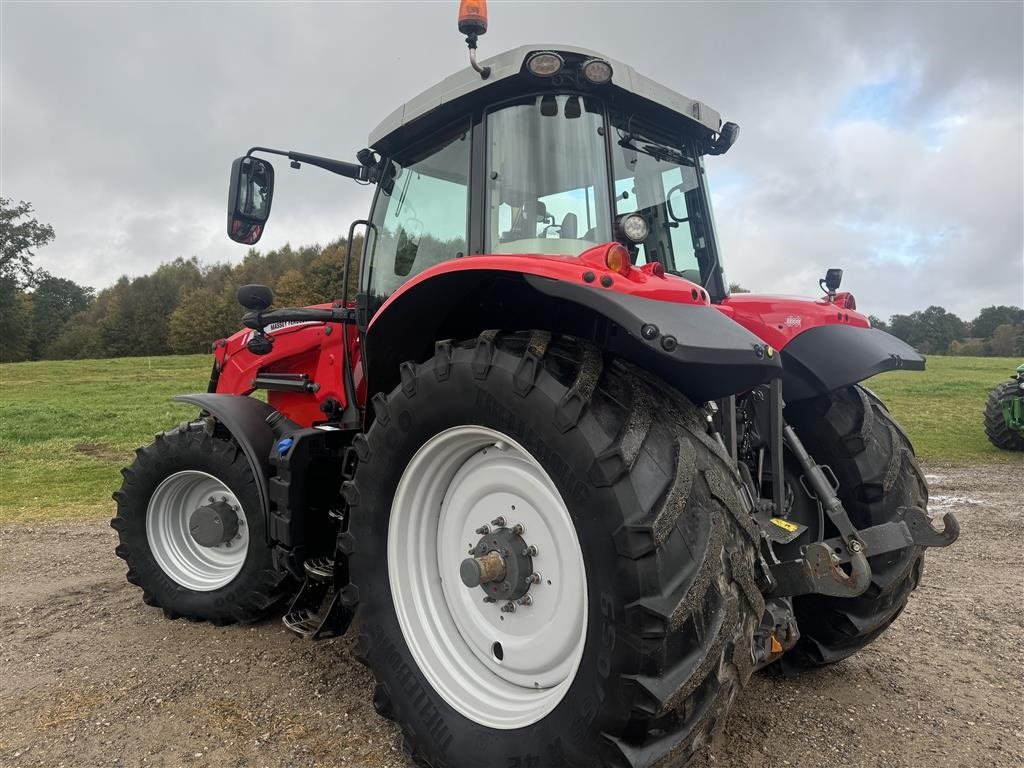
[{"left": 985, "top": 363, "right": 1024, "bottom": 451}]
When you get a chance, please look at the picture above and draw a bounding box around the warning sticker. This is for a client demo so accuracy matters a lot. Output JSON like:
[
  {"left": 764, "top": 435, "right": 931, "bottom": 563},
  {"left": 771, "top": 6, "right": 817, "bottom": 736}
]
[{"left": 770, "top": 517, "right": 799, "bottom": 533}]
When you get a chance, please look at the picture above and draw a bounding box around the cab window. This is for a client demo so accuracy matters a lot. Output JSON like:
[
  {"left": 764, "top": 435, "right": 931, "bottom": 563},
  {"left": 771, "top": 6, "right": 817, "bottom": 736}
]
[
  {"left": 365, "top": 123, "right": 470, "bottom": 305},
  {"left": 486, "top": 95, "right": 611, "bottom": 255},
  {"left": 610, "top": 119, "right": 709, "bottom": 284}
]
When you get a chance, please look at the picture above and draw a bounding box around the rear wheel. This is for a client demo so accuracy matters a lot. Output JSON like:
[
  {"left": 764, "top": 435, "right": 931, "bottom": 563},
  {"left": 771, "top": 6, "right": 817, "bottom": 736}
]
[
  {"left": 985, "top": 380, "right": 1024, "bottom": 451},
  {"left": 112, "top": 425, "right": 292, "bottom": 623},
  {"left": 347, "top": 331, "right": 763, "bottom": 768},
  {"left": 780, "top": 386, "right": 927, "bottom": 671}
]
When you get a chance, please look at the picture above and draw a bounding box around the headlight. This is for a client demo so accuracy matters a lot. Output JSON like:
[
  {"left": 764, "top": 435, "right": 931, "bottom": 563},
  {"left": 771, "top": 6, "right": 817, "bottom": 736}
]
[
  {"left": 526, "top": 51, "right": 564, "bottom": 77},
  {"left": 581, "top": 58, "right": 613, "bottom": 84},
  {"left": 617, "top": 213, "right": 649, "bottom": 243}
]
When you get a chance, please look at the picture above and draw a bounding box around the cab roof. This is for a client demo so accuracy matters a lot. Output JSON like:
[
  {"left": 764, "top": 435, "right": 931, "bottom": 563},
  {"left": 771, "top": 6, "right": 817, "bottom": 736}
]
[{"left": 368, "top": 44, "right": 723, "bottom": 155}]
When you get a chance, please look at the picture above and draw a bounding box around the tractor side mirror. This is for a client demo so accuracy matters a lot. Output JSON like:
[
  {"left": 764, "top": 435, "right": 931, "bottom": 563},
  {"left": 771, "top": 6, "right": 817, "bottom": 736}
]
[
  {"left": 227, "top": 156, "right": 275, "bottom": 245},
  {"left": 237, "top": 284, "right": 274, "bottom": 312}
]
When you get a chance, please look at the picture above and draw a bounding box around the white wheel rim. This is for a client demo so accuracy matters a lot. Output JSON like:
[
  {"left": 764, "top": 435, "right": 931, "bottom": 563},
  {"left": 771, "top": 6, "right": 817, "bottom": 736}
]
[
  {"left": 146, "top": 470, "right": 249, "bottom": 591},
  {"left": 388, "top": 425, "right": 588, "bottom": 730}
]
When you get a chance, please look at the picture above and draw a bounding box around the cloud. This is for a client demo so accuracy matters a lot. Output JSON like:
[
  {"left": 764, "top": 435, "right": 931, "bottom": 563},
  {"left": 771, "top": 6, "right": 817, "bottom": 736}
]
[{"left": 2, "top": 1, "right": 1021, "bottom": 321}]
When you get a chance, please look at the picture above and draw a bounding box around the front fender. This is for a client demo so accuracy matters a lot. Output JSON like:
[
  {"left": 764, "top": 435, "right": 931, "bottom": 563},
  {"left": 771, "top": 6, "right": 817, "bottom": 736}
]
[
  {"left": 781, "top": 325, "right": 925, "bottom": 402},
  {"left": 364, "top": 257, "right": 781, "bottom": 403},
  {"left": 174, "top": 393, "right": 279, "bottom": 540}
]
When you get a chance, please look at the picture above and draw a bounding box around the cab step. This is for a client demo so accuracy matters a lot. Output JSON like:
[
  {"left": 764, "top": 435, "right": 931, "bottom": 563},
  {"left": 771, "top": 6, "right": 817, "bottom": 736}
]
[
  {"left": 303, "top": 556, "right": 334, "bottom": 582},
  {"left": 281, "top": 575, "right": 354, "bottom": 640}
]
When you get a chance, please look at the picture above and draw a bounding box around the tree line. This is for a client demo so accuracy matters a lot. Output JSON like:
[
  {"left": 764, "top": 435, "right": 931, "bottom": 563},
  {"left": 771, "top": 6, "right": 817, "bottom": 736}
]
[{"left": 1, "top": 198, "right": 1021, "bottom": 362}]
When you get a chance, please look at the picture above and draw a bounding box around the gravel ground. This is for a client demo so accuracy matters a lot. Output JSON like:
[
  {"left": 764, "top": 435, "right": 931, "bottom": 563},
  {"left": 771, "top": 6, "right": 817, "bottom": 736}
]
[{"left": 1, "top": 461, "right": 1021, "bottom": 768}]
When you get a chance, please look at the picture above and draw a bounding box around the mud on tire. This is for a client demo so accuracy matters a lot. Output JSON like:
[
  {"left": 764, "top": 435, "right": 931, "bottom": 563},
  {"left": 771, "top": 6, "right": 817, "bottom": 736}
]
[
  {"left": 347, "top": 331, "right": 764, "bottom": 768},
  {"left": 111, "top": 425, "right": 292, "bottom": 624},
  {"left": 781, "top": 386, "right": 927, "bottom": 670}
]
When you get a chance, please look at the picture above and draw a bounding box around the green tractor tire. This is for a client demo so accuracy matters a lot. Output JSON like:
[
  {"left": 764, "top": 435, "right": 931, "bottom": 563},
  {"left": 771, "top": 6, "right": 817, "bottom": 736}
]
[{"left": 984, "top": 377, "right": 1024, "bottom": 452}]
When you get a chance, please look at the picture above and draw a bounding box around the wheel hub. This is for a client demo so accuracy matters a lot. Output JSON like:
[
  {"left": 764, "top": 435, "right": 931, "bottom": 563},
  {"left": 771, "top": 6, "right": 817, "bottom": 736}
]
[
  {"left": 460, "top": 521, "right": 537, "bottom": 604},
  {"left": 188, "top": 500, "right": 240, "bottom": 547}
]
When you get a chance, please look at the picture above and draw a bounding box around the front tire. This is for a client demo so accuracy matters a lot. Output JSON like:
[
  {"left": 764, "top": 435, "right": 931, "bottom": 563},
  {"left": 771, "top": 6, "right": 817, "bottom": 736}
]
[
  {"left": 985, "top": 380, "right": 1024, "bottom": 451},
  {"left": 781, "top": 386, "right": 927, "bottom": 671},
  {"left": 348, "top": 332, "right": 764, "bottom": 768},
  {"left": 112, "top": 425, "right": 292, "bottom": 623}
]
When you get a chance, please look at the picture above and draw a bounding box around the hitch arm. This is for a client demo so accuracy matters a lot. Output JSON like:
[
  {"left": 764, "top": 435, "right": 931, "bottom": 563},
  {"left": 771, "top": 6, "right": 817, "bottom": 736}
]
[
  {"left": 759, "top": 419, "right": 958, "bottom": 599},
  {"left": 768, "top": 506, "right": 959, "bottom": 598}
]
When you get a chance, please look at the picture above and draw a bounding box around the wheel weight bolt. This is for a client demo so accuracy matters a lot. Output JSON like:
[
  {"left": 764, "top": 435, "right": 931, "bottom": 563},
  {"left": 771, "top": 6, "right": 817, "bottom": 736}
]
[
  {"left": 510, "top": 523, "right": 524, "bottom": 536},
  {"left": 475, "top": 525, "right": 490, "bottom": 535},
  {"left": 491, "top": 516, "right": 506, "bottom": 528},
  {"left": 501, "top": 601, "right": 516, "bottom": 613}
]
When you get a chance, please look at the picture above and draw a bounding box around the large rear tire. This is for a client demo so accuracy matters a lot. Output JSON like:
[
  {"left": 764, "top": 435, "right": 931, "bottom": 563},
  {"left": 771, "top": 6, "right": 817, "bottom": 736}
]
[
  {"left": 780, "top": 386, "right": 927, "bottom": 671},
  {"left": 112, "top": 425, "right": 292, "bottom": 623},
  {"left": 984, "top": 380, "right": 1024, "bottom": 451},
  {"left": 347, "top": 331, "right": 764, "bottom": 768}
]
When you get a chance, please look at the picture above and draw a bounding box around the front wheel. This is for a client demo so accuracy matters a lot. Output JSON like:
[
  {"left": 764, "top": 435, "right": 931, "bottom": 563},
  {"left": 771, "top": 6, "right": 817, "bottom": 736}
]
[
  {"left": 112, "top": 425, "right": 292, "bottom": 623},
  {"left": 347, "top": 331, "right": 764, "bottom": 768}
]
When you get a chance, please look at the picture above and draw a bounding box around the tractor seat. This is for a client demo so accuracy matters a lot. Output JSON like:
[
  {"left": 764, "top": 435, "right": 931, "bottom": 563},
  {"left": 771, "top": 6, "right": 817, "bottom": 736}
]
[{"left": 560, "top": 213, "right": 578, "bottom": 240}]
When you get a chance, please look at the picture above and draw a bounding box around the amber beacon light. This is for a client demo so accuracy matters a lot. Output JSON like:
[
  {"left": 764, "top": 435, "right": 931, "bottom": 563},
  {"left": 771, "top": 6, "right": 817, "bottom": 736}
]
[{"left": 458, "top": 0, "right": 488, "bottom": 36}]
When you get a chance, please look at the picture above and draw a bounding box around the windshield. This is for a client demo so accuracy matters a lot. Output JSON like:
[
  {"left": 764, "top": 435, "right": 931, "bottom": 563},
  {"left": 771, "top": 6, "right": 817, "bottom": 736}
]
[
  {"left": 486, "top": 95, "right": 612, "bottom": 256},
  {"left": 610, "top": 116, "right": 720, "bottom": 288}
]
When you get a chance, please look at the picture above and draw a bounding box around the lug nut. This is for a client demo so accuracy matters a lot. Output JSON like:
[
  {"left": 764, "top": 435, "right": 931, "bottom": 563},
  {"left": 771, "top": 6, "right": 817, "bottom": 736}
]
[
  {"left": 511, "top": 523, "right": 524, "bottom": 535},
  {"left": 501, "top": 601, "right": 516, "bottom": 613},
  {"left": 491, "top": 516, "right": 507, "bottom": 528},
  {"left": 475, "top": 525, "right": 490, "bottom": 535},
  {"left": 523, "top": 545, "right": 538, "bottom": 557},
  {"left": 525, "top": 572, "right": 541, "bottom": 585},
  {"left": 483, "top": 596, "right": 496, "bottom": 603},
  {"left": 516, "top": 595, "right": 533, "bottom": 607}
]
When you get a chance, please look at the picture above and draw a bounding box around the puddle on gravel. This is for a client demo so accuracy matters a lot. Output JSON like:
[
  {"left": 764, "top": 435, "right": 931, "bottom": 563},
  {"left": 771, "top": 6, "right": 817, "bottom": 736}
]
[{"left": 929, "top": 494, "right": 984, "bottom": 511}]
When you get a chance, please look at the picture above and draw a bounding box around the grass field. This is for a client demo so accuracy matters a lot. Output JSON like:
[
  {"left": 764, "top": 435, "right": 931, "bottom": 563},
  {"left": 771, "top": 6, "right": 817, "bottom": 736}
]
[{"left": 1, "top": 353, "right": 1020, "bottom": 524}]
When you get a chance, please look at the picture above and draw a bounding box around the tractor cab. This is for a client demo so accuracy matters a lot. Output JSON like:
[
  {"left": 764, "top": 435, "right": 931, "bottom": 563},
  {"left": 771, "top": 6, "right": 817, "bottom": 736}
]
[
  {"left": 360, "top": 43, "right": 741, "bottom": 317},
  {"left": 229, "top": 43, "right": 740, "bottom": 322}
]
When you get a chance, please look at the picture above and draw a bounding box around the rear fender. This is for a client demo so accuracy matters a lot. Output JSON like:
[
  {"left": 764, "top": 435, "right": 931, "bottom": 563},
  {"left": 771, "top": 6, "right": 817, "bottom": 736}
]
[
  {"left": 364, "top": 252, "right": 781, "bottom": 403},
  {"left": 174, "top": 393, "right": 282, "bottom": 542},
  {"left": 780, "top": 326, "right": 925, "bottom": 402}
]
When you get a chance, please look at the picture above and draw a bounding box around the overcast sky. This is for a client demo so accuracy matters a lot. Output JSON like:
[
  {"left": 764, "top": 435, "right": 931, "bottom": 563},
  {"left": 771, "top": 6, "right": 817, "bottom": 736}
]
[{"left": 2, "top": 0, "right": 1022, "bottom": 321}]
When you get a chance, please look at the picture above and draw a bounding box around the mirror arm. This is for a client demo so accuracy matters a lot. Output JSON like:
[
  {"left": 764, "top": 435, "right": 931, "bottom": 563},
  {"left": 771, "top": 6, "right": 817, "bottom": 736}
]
[{"left": 246, "top": 147, "right": 369, "bottom": 181}]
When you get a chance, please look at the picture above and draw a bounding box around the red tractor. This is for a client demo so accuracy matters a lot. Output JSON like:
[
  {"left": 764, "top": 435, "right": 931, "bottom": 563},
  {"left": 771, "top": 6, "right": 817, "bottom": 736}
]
[{"left": 113, "top": 9, "right": 958, "bottom": 767}]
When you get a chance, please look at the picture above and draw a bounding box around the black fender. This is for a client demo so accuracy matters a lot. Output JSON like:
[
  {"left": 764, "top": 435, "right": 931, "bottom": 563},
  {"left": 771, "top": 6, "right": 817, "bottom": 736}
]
[
  {"left": 174, "top": 393, "right": 279, "bottom": 541},
  {"left": 364, "top": 269, "right": 781, "bottom": 403},
  {"left": 780, "top": 325, "right": 925, "bottom": 402}
]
